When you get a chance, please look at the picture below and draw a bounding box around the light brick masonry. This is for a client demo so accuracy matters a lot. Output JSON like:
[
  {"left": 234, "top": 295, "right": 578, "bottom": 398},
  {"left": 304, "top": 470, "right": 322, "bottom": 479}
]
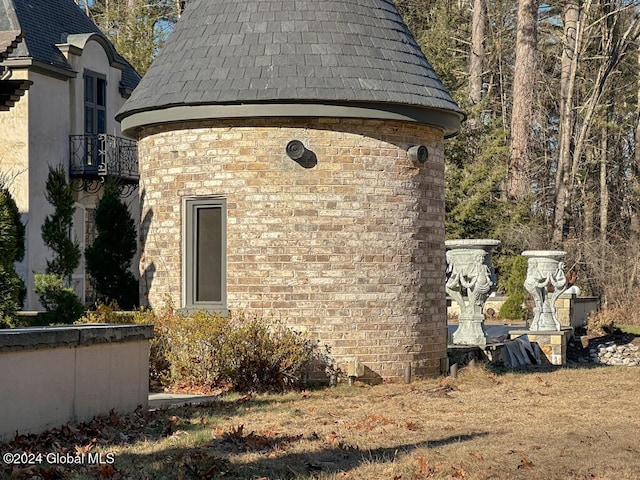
[{"left": 137, "top": 117, "right": 448, "bottom": 381}]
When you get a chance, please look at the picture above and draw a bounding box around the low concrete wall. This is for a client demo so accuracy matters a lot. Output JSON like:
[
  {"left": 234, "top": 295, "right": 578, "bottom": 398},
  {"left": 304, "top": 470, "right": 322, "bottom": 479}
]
[
  {"left": 556, "top": 294, "right": 599, "bottom": 328},
  {"left": 447, "top": 295, "right": 508, "bottom": 319},
  {"left": 0, "top": 324, "right": 152, "bottom": 442},
  {"left": 448, "top": 294, "right": 599, "bottom": 328}
]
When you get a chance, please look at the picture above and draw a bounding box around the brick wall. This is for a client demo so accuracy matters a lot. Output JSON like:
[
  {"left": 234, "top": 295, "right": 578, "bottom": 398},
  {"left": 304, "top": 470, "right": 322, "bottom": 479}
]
[{"left": 137, "top": 117, "right": 447, "bottom": 380}]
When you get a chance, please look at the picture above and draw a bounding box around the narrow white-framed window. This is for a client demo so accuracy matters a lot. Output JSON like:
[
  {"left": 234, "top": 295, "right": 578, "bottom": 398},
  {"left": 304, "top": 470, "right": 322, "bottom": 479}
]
[{"left": 182, "top": 196, "right": 227, "bottom": 311}]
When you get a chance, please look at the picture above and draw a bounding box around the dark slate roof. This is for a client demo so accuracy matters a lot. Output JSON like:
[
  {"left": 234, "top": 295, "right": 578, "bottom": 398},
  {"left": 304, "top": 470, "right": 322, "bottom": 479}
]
[
  {"left": 0, "top": 0, "right": 140, "bottom": 90},
  {"left": 117, "top": 0, "right": 463, "bottom": 133}
]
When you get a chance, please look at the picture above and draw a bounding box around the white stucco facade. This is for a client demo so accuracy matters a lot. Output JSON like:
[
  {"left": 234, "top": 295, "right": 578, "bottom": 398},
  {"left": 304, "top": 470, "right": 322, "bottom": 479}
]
[{"left": 0, "top": 35, "right": 139, "bottom": 310}]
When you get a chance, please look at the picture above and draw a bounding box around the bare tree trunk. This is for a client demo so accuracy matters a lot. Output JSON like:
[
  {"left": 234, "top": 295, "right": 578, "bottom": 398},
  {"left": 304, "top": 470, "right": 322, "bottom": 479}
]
[
  {"left": 469, "top": 0, "right": 486, "bottom": 106},
  {"left": 552, "top": 0, "right": 580, "bottom": 247},
  {"left": 507, "top": 0, "right": 539, "bottom": 200},
  {"left": 599, "top": 126, "right": 609, "bottom": 245},
  {"left": 632, "top": 46, "right": 640, "bottom": 237},
  {"left": 581, "top": 145, "right": 595, "bottom": 241}
]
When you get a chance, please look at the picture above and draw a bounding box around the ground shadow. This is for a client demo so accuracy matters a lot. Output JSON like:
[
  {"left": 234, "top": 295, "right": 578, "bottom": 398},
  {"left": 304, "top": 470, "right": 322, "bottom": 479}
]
[
  {"left": 138, "top": 188, "right": 155, "bottom": 308},
  {"left": 118, "top": 431, "right": 490, "bottom": 479}
]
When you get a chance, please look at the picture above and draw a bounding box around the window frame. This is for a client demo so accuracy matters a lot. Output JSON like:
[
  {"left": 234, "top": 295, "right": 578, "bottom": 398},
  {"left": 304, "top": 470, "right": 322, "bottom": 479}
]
[
  {"left": 84, "top": 69, "right": 107, "bottom": 135},
  {"left": 182, "top": 196, "right": 227, "bottom": 312}
]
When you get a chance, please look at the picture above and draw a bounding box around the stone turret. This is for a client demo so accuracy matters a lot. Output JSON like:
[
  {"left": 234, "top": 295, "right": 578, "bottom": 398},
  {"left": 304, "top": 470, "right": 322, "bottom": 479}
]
[{"left": 117, "top": 0, "right": 464, "bottom": 381}]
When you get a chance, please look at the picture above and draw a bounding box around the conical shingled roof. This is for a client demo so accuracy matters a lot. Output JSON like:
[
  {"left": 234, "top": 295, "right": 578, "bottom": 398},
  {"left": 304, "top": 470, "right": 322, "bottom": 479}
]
[{"left": 117, "top": 0, "right": 463, "bottom": 136}]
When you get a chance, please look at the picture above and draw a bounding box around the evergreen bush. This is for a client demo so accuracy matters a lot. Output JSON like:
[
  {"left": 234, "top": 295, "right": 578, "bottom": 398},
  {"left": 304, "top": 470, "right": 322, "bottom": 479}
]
[
  {"left": 0, "top": 184, "right": 25, "bottom": 327},
  {"left": 498, "top": 255, "right": 528, "bottom": 320},
  {"left": 41, "top": 165, "right": 81, "bottom": 280},
  {"left": 37, "top": 165, "right": 83, "bottom": 323},
  {"left": 34, "top": 273, "right": 85, "bottom": 324},
  {"left": 85, "top": 181, "right": 138, "bottom": 309}
]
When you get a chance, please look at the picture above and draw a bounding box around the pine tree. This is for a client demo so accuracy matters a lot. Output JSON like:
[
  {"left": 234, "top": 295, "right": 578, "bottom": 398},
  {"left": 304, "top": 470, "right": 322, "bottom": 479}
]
[
  {"left": 85, "top": 181, "right": 138, "bottom": 309},
  {"left": 36, "top": 165, "right": 83, "bottom": 324},
  {"left": 0, "top": 184, "right": 25, "bottom": 326},
  {"left": 41, "top": 165, "right": 81, "bottom": 280}
]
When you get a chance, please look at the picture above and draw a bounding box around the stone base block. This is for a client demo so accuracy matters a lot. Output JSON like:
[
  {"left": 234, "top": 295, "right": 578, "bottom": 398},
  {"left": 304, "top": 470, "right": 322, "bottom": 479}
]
[{"left": 508, "top": 328, "right": 573, "bottom": 365}]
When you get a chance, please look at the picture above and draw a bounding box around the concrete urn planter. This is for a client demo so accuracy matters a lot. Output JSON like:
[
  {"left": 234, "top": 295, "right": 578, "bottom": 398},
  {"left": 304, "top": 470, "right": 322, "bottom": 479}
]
[
  {"left": 522, "top": 250, "right": 568, "bottom": 331},
  {"left": 445, "top": 239, "right": 500, "bottom": 346}
]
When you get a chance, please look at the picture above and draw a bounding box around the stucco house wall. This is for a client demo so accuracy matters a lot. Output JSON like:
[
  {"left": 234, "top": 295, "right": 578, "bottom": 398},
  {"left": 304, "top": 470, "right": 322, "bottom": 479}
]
[{"left": 0, "top": 0, "right": 140, "bottom": 310}]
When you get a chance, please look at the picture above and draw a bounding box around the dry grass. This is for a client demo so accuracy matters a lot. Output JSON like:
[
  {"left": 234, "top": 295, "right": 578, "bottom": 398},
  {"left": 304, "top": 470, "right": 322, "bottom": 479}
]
[{"left": 3, "top": 366, "right": 640, "bottom": 480}]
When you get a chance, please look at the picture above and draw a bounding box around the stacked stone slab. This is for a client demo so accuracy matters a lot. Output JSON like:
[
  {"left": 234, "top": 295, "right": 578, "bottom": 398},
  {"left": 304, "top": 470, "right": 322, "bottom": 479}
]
[{"left": 117, "top": 0, "right": 463, "bottom": 381}]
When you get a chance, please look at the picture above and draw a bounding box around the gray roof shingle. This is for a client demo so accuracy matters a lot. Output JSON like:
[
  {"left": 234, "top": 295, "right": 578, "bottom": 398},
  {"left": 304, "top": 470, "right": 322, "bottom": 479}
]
[
  {"left": 0, "top": 0, "right": 139, "bottom": 90},
  {"left": 118, "top": 0, "right": 463, "bottom": 130}
]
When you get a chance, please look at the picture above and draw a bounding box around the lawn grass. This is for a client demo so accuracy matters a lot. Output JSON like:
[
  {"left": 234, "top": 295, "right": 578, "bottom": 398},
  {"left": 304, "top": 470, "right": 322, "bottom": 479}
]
[
  {"left": 2, "top": 364, "right": 639, "bottom": 480},
  {"left": 618, "top": 324, "right": 640, "bottom": 335}
]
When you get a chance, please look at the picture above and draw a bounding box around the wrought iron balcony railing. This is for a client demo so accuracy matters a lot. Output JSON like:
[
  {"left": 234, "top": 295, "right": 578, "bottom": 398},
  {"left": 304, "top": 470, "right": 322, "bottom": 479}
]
[{"left": 69, "top": 134, "right": 139, "bottom": 183}]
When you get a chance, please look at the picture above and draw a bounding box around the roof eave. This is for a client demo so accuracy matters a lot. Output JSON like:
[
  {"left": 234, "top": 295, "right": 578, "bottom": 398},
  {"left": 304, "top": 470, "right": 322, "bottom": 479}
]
[
  {"left": 0, "top": 57, "right": 76, "bottom": 80},
  {"left": 118, "top": 101, "right": 464, "bottom": 139}
]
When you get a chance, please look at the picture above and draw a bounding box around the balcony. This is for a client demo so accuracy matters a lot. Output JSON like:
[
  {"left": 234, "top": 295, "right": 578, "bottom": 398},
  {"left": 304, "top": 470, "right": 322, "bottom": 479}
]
[{"left": 69, "top": 134, "right": 139, "bottom": 184}]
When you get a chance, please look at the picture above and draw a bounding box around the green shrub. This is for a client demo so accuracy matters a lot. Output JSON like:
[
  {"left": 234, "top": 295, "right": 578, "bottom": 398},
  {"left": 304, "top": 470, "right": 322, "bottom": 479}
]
[
  {"left": 41, "top": 165, "right": 81, "bottom": 280},
  {"left": 0, "top": 184, "right": 25, "bottom": 327},
  {"left": 85, "top": 181, "right": 138, "bottom": 309},
  {"left": 34, "top": 273, "right": 84, "bottom": 324},
  {"left": 498, "top": 255, "right": 528, "bottom": 320},
  {"left": 82, "top": 303, "right": 327, "bottom": 392},
  {"left": 0, "top": 266, "right": 24, "bottom": 328}
]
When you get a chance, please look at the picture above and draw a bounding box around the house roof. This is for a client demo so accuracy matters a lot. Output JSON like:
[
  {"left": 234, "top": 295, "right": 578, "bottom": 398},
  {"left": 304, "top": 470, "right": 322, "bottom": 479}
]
[
  {"left": 0, "top": 0, "right": 140, "bottom": 90},
  {"left": 117, "top": 0, "right": 463, "bottom": 137}
]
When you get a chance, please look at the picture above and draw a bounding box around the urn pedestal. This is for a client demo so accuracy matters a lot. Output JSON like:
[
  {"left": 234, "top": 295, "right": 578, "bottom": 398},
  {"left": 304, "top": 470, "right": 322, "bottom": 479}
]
[
  {"left": 446, "top": 239, "right": 500, "bottom": 346},
  {"left": 522, "top": 250, "right": 568, "bottom": 331}
]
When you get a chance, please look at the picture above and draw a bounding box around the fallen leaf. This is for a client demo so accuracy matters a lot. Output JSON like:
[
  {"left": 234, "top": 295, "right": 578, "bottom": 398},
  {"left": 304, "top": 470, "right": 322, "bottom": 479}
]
[
  {"left": 99, "top": 463, "right": 117, "bottom": 478},
  {"left": 517, "top": 456, "right": 534, "bottom": 469},
  {"left": 75, "top": 443, "right": 95, "bottom": 455},
  {"left": 108, "top": 410, "right": 122, "bottom": 425},
  {"left": 451, "top": 464, "right": 467, "bottom": 477},
  {"left": 405, "top": 421, "right": 420, "bottom": 431},
  {"left": 415, "top": 456, "right": 435, "bottom": 479},
  {"left": 368, "top": 413, "right": 392, "bottom": 425},
  {"left": 323, "top": 431, "right": 342, "bottom": 446}
]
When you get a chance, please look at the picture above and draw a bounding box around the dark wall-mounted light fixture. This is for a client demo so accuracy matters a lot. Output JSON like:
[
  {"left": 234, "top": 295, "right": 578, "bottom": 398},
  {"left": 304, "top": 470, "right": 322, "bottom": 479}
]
[
  {"left": 407, "top": 145, "right": 429, "bottom": 164},
  {"left": 286, "top": 140, "right": 317, "bottom": 168}
]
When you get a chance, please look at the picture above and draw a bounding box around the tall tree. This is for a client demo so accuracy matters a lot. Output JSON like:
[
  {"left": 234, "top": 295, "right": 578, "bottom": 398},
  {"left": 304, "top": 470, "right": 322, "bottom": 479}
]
[
  {"left": 552, "top": 0, "right": 640, "bottom": 245},
  {"left": 552, "top": 0, "right": 581, "bottom": 246},
  {"left": 0, "top": 183, "right": 25, "bottom": 326},
  {"left": 85, "top": 181, "right": 138, "bottom": 309},
  {"left": 469, "top": 0, "right": 487, "bottom": 107},
  {"left": 84, "top": 0, "right": 179, "bottom": 75},
  {"left": 508, "top": 0, "right": 540, "bottom": 200},
  {"left": 41, "top": 166, "right": 81, "bottom": 282}
]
